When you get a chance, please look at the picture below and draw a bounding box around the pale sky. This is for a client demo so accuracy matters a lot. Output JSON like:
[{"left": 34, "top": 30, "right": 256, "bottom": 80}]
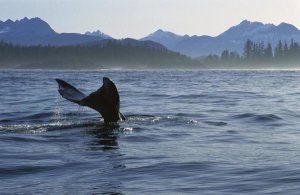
[{"left": 0, "top": 0, "right": 299, "bottom": 39}]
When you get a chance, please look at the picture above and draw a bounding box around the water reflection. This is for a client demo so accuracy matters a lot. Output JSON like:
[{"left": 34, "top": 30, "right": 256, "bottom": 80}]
[
  {"left": 85, "top": 123, "right": 126, "bottom": 194},
  {"left": 87, "top": 123, "right": 121, "bottom": 151}
]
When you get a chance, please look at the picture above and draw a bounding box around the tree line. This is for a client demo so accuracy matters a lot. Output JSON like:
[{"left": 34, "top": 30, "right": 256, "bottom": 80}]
[
  {"left": 204, "top": 39, "right": 300, "bottom": 66},
  {"left": 0, "top": 40, "right": 194, "bottom": 69}
]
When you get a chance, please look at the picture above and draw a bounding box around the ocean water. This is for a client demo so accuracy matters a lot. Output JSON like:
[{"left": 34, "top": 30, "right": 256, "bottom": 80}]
[{"left": 1, "top": 70, "right": 300, "bottom": 194}]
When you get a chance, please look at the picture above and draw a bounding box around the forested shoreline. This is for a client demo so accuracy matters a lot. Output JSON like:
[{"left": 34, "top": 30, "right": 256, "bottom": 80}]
[
  {"left": 204, "top": 39, "right": 300, "bottom": 68},
  {"left": 0, "top": 40, "right": 195, "bottom": 69},
  {"left": 0, "top": 39, "right": 299, "bottom": 69}
]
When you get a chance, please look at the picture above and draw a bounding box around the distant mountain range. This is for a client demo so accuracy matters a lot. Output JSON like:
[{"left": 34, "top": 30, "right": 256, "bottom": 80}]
[
  {"left": 0, "top": 17, "right": 110, "bottom": 46},
  {"left": 0, "top": 17, "right": 167, "bottom": 52},
  {"left": 141, "top": 20, "right": 300, "bottom": 57},
  {"left": 1, "top": 17, "right": 300, "bottom": 57}
]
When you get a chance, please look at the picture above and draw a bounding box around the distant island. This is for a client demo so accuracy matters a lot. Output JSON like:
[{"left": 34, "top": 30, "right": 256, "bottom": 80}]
[{"left": 0, "top": 17, "right": 300, "bottom": 69}]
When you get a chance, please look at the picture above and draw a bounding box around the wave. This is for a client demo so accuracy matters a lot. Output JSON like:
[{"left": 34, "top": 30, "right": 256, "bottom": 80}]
[
  {"left": 0, "top": 121, "right": 99, "bottom": 133},
  {"left": 233, "top": 113, "right": 283, "bottom": 122},
  {"left": 0, "top": 112, "right": 226, "bottom": 133}
]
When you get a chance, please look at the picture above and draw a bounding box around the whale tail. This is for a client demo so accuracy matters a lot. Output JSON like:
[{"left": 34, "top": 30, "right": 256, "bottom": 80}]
[{"left": 56, "top": 78, "right": 126, "bottom": 123}]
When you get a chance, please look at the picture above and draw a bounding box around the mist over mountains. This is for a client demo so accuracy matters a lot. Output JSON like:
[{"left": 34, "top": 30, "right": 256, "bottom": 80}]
[{"left": 1, "top": 17, "right": 300, "bottom": 58}]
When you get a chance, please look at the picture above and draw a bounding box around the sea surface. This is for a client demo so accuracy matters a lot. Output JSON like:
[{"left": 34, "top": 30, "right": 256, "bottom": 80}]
[{"left": 1, "top": 70, "right": 300, "bottom": 194}]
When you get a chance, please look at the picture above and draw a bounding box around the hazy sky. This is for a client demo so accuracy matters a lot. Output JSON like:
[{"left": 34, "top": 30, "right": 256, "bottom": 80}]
[{"left": 0, "top": 0, "right": 299, "bottom": 39}]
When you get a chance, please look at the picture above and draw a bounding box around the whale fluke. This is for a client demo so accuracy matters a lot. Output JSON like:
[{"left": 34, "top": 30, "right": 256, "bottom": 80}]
[
  {"left": 56, "top": 77, "right": 125, "bottom": 123},
  {"left": 56, "top": 79, "right": 87, "bottom": 104}
]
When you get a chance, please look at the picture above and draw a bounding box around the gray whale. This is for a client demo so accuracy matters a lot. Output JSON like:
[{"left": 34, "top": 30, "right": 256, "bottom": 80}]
[{"left": 56, "top": 77, "right": 125, "bottom": 123}]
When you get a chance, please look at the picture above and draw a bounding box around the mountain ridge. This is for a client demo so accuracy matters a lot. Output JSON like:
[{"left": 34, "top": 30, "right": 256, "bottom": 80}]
[
  {"left": 84, "top": 30, "right": 113, "bottom": 39},
  {"left": 0, "top": 17, "right": 110, "bottom": 46},
  {"left": 142, "top": 20, "right": 300, "bottom": 57}
]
